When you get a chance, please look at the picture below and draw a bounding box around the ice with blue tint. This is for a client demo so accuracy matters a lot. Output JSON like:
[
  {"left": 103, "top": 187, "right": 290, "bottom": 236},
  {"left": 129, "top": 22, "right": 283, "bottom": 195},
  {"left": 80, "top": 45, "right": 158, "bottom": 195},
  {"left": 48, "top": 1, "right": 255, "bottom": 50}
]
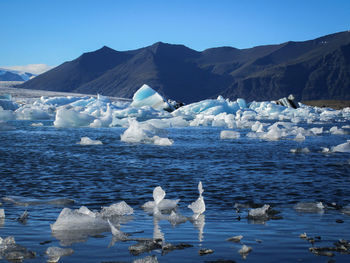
[{"left": 131, "top": 84, "right": 172, "bottom": 111}]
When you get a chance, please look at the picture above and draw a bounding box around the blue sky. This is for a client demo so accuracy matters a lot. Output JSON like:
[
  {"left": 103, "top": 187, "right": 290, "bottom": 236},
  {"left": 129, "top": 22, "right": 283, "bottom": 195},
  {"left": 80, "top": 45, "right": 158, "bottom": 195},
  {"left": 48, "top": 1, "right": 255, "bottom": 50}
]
[{"left": 1, "top": 0, "right": 349, "bottom": 66}]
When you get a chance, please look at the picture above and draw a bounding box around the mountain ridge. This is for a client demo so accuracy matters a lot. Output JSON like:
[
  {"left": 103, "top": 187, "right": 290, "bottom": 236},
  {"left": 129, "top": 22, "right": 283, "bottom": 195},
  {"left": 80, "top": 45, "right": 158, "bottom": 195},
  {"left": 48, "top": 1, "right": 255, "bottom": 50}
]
[{"left": 18, "top": 31, "right": 350, "bottom": 103}]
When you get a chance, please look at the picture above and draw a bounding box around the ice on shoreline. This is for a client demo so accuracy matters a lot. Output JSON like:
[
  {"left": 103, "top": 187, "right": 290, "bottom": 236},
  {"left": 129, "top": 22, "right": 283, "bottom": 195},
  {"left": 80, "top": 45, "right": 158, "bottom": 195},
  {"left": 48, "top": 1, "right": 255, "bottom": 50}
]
[{"left": 1, "top": 84, "right": 350, "bottom": 149}]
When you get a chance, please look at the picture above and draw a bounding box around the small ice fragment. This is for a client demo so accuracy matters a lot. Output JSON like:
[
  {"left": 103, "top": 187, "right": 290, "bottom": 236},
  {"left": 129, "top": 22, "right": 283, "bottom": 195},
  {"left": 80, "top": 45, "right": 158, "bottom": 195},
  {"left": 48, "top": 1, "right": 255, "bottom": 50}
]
[
  {"left": 99, "top": 201, "right": 134, "bottom": 217},
  {"left": 226, "top": 235, "right": 243, "bottom": 243},
  {"left": 46, "top": 247, "right": 74, "bottom": 263},
  {"left": 294, "top": 202, "right": 325, "bottom": 213},
  {"left": 133, "top": 255, "right": 159, "bottom": 263},
  {"left": 290, "top": 147, "right": 310, "bottom": 153},
  {"left": 153, "top": 186, "right": 166, "bottom": 206},
  {"left": 152, "top": 135, "right": 173, "bottom": 146},
  {"left": 79, "top": 136, "right": 103, "bottom": 145},
  {"left": 168, "top": 211, "right": 188, "bottom": 226},
  {"left": 294, "top": 133, "right": 305, "bottom": 142},
  {"left": 321, "top": 147, "right": 330, "bottom": 153},
  {"left": 50, "top": 207, "right": 108, "bottom": 231},
  {"left": 220, "top": 130, "right": 240, "bottom": 139},
  {"left": 188, "top": 181, "right": 206, "bottom": 219},
  {"left": 248, "top": 204, "right": 270, "bottom": 219},
  {"left": 0, "top": 209, "right": 4, "bottom": 218},
  {"left": 239, "top": 244, "right": 252, "bottom": 258},
  {"left": 31, "top": 122, "right": 43, "bottom": 127},
  {"left": 300, "top": 233, "right": 308, "bottom": 239},
  {"left": 107, "top": 219, "right": 128, "bottom": 240},
  {"left": 0, "top": 236, "right": 36, "bottom": 260}
]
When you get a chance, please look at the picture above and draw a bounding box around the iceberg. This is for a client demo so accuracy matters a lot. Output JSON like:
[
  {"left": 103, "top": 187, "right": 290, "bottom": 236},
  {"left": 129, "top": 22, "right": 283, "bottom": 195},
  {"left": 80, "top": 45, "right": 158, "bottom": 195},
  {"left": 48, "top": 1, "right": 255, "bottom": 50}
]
[{"left": 131, "top": 84, "right": 173, "bottom": 111}]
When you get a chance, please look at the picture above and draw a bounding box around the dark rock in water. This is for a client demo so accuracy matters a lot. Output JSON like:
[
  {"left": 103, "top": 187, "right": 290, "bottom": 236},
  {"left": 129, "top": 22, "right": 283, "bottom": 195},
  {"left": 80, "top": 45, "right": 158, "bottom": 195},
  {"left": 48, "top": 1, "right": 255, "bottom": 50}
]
[
  {"left": 128, "top": 239, "right": 162, "bottom": 256},
  {"left": 336, "top": 219, "right": 344, "bottom": 223},
  {"left": 199, "top": 248, "right": 214, "bottom": 256},
  {"left": 40, "top": 240, "right": 52, "bottom": 245},
  {"left": 309, "top": 247, "right": 335, "bottom": 257},
  {"left": 162, "top": 243, "right": 193, "bottom": 254},
  {"left": 17, "top": 210, "right": 29, "bottom": 224}
]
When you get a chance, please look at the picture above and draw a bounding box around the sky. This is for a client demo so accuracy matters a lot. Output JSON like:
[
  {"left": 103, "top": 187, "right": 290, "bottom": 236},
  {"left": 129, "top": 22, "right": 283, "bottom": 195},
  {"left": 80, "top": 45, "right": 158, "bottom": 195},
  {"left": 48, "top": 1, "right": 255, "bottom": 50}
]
[{"left": 1, "top": 0, "right": 349, "bottom": 67}]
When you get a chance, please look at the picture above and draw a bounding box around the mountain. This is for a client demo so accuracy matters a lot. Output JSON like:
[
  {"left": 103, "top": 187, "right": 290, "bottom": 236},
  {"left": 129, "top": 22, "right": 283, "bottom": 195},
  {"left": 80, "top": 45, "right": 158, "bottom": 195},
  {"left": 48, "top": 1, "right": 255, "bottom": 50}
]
[
  {"left": 18, "top": 31, "right": 350, "bottom": 103},
  {"left": 0, "top": 68, "right": 36, "bottom": 81}
]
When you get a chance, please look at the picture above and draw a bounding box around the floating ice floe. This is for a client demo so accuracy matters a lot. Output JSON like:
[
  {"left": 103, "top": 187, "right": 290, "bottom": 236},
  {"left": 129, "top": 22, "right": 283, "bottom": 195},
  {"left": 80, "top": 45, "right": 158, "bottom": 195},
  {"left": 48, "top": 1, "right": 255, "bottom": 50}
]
[
  {"left": 142, "top": 186, "right": 179, "bottom": 213},
  {"left": 239, "top": 244, "right": 252, "bottom": 259},
  {"left": 188, "top": 182, "right": 206, "bottom": 219},
  {"left": 0, "top": 236, "right": 36, "bottom": 261},
  {"left": 331, "top": 140, "right": 350, "bottom": 153},
  {"left": 248, "top": 204, "right": 270, "bottom": 219},
  {"left": 51, "top": 201, "right": 133, "bottom": 245},
  {"left": 46, "top": 246, "right": 74, "bottom": 263},
  {"left": 294, "top": 202, "right": 325, "bottom": 213},
  {"left": 220, "top": 130, "right": 240, "bottom": 139},
  {"left": 120, "top": 119, "right": 173, "bottom": 146},
  {"left": 78, "top": 136, "right": 103, "bottom": 145},
  {"left": 290, "top": 147, "right": 310, "bottom": 154}
]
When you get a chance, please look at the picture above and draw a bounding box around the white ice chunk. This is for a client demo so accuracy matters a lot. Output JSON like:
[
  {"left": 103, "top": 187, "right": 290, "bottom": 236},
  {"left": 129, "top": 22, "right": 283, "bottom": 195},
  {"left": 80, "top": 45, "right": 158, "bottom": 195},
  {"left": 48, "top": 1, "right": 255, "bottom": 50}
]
[
  {"left": 99, "top": 201, "right": 134, "bottom": 217},
  {"left": 332, "top": 140, "right": 350, "bottom": 153},
  {"left": 51, "top": 207, "right": 108, "bottom": 231},
  {"left": 330, "top": 126, "right": 346, "bottom": 135},
  {"left": 290, "top": 147, "right": 310, "bottom": 153},
  {"left": 46, "top": 247, "right": 74, "bottom": 262},
  {"left": 78, "top": 137, "right": 103, "bottom": 145},
  {"left": 248, "top": 204, "right": 270, "bottom": 219},
  {"left": 131, "top": 84, "right": 172, "bottom": 111},
  {"left": 294, "top": 202, "right": 324, "bottom": 213},
  {"left": 152, "top": 136, "right": 173, "bottom": 146},
  {"left": 120, "top": 119, "right": 173, "bottom": 146},
  {"left": 107, "top": 219, "right": 128, "bottom": 240},
  {"left": 54, "top": 108, "right": 95, "bottom": 127},
  {"left": 220, "top": 130, "right": 240, "bottom": 139},
  {"left": 0, "top": 209, "right": 4, "bottom": 218},
  {"left": 142, "top": 186, "right": 179, "bottom": 212},
  {"left": 188, "top": 181, "right": 205, "bottom": 219},
  {"left": 294, "top": 133, "right": 306, "bottom": 142},
  {"left": 310, "top": 127, "right": 323, "bottom": 135}
]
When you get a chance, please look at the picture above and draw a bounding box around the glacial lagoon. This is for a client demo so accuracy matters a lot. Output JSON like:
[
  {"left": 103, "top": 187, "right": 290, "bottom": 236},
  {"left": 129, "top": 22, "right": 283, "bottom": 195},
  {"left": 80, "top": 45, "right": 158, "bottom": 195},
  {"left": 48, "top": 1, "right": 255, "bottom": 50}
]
[{"left": 1, "top": 87, "right": 350, "bottom": 262}]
